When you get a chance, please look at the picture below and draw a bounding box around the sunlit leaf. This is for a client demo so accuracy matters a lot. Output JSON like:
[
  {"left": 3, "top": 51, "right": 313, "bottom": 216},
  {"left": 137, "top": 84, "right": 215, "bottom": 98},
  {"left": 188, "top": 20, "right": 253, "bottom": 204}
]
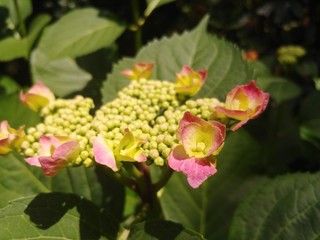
[
  {"left": 102, "top": 15, "right": 254, "bottom": 102},
  {"left": 0, "top": 36, "right": 28, "bottom": 61},
  {"left": 37, "top": 8, "right": 125, "bottom": 59},
  {"left": 26, "top": 14, "right": 51, "bottom": 49},
  {"left": 31, "top": 49, "right": 92, "bottom": 97}
]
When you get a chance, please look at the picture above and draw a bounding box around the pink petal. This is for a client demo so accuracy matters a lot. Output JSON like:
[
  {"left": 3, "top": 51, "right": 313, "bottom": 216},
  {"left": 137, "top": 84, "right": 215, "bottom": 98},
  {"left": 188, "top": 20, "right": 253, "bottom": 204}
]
[
  {"left": 25, "top": 156, "right": 41, "bottom": 167},
  {"left": 216, "top": 81, "right": 269, "bottom": 130},
  {"left": 179, "top": 114, "right": 225, "bottom": 157},
  {"left": 0, "top": 121, "right": 9, "bottom": 134},
  {"left": 52, "top": 140, "right": 80, "bottom": 161},
  {"left": 93, "top": 135, "right": 118, "bottom": 171},
  {"left": 168, "top": 145, "right": 217, "bottom": 188},
  {"left": 19, "top": 82, "right": 55, "bottom": 111},
  {"left": 29, "top": 82, "right": 55, "bottom": 102},
  {"left": 209, "top": 120, "right": 227, "bottom": 139},
  {"left": 38, "top": 156, "right": 65, "bottom": 176},
  {"left": 230, "top": 119, "right": 250, "bottom": 131},
  {"left": 215, "top": 106, "right": 252, "bottom": 121},
  {"left": 38, "top": 136, "right": 55, "bottom": 156}
]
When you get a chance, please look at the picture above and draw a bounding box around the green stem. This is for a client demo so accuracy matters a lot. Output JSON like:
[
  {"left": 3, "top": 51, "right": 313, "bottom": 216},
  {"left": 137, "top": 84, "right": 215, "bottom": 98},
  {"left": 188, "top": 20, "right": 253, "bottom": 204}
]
[
  {"left": 102, "top": 166, "right": 137, "bottom": 191},
  {"left": 123, "top": 163, "right": 148, "bottom": 198},
  {"left": 13, "top": 0, "right": 27, "bottom": 37},
  {"left": 153, "top": 166, "right": 173, "bottom": 192},
  {"left": 130, "top": 0, "right": 142, "bottom": 53}
]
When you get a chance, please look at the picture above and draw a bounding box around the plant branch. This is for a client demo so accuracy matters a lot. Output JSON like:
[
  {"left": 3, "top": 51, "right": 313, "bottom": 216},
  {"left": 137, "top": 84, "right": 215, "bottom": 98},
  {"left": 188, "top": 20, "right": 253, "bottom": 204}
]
[
  {"left": 153, "top": 166, "right": 173, "bottom": 192},
  {"left": 130, "top": 0, "right": 143, "bottom": 52},
  {"left": 13, "top": 0, "right": 27, "bottom": 37}
]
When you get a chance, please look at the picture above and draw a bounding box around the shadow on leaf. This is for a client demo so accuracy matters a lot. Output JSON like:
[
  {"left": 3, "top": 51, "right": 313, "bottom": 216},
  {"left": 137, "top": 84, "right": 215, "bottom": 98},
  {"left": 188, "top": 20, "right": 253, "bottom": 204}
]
[{"left": 24, "top": 192, "right": 119, "bottom": 239}]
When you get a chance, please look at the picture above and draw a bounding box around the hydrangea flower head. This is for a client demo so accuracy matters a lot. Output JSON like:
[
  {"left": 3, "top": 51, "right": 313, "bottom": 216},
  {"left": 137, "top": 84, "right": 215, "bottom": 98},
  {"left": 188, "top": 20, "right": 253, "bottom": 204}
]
[
  {"left": 25, "top": 135, "right": 80, "bottom": 176},
  {"left": 215, "top": 80, "right": 269, "bottom": 131},
  {"left": 169, "top": 112, "right": 226, "bottom": 188},
  {"left": 20, "top": 82, "right": 55, "bottom": 111},
  {"left": 122, "top": 62, "right": 153, "bottom": 80},
  {"left": 174, "top": 66, "right": 207, "bottom": 96},
  {"left": 0, "top": 121, "right": 25, "bottom": 155}
]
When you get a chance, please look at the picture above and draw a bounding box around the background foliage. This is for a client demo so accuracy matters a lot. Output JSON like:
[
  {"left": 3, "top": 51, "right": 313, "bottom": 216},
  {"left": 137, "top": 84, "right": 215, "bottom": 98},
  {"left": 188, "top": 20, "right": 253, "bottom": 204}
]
[{"left": 0, "top": 0, "right": 319, "bottom": 239}]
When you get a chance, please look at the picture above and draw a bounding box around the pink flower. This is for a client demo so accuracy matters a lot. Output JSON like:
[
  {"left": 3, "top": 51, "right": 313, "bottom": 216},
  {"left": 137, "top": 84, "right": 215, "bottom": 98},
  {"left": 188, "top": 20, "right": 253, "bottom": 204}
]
[
  {"left": 20, "top": 82, "right": 55, "bottom": 111},
  {"left": 168, "top": 112, "right": 226, "bottom": 188},
  {"left": 121, "top": 62, "right": 153, "bottom": 80},
  {"left": 174, "top": 66, "right": 207, "bottom": 96},
  {"left": 93, "top": 128, "right": 146, "bottom": 171},
  {"left": 0, "top": 121, "right": 25, "bottom": 155},
  {"left": 215, "top": 80, "right": 269, "bottom": 131},
  {"left": 25, "top": 136, "right": 80, "bottom": 176}
]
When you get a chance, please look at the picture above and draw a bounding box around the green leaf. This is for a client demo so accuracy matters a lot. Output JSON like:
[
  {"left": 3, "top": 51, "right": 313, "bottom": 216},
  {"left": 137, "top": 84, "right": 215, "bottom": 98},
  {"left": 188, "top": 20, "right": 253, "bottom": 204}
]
[
  {"left": 145, "top": 0, "right": 175, "bottom": 17},
  {"left": 0, "top": 0, "right": 32, "bottom": 27},
  {"left": 0, "top": 92, "right": 40, "bottom": 128},
  {"left": 0, "top": 36, "right": 28, "bottom": 61},
  {"left": 0, "top": 153, "right": 126, "bottom": 225},
  {"left": 0, "top": 75, "right": 19, "bottom": 95},
  {"left": 0, "top": 152, "right": 118, "bottom": 206},
  {"left": 0, "top": 193, "right": 118, "bottom": 239},
  {"left": 37, "top": 8, "right": 125, "bottom": 59},
  {"left": 128, "top": 220, "right": 205, "bottom": 240},
  {"left": 159, "top": 130, "right": 268, "bottom": 239},
  {"left": 250, "top": 60, "right": 301, "bottom": 103},
  {"left": 258, "top": 76, "right": 301, "bottom": 103},
  {"left": 102, "top": 15, "right": 254, "bottom": 103},
  {"left": 228, "top": 173, "right": 320, "bottom": 240},
  {"left": 299, "top": 91, "right": 320, "bottom": 149},
  {"left": 0, "top": 14, "right": 51, "bottom": 61},
  {"left": 26, "top": 14, "right": 51, "bottom": 50},
  {"left": 31, "top": 49, "right": 92, "bottom": 97}
]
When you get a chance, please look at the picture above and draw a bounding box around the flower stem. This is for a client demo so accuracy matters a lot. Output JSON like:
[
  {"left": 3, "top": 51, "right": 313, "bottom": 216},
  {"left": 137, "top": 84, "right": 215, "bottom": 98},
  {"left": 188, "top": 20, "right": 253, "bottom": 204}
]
[
  {"left": 13, "top": 0, "right": 27, "bottom": 37},
  {"left": 130, "top": 0, "right": 142, "bottom": 53},
  {"left": 123, "top": 163, "right": 148, "bottom": 199},
  {"left": 153, "top": 166, "right": 173, "bottom": 192}
]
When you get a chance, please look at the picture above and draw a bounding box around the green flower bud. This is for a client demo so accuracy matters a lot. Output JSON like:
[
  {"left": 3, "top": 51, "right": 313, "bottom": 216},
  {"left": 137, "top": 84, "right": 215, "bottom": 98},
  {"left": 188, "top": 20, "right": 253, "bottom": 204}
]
[
  {"left": 154, "top": 156, "right": 164, "bottom": 166},
  {"left": 83, "top": 158, "right": 93, "bottom": 167},
  {"left": 149, "top": 149, "right": 160, "bottom": 159},
  {"left": 25, "top": 148, "right": 35, "bottom": 157}
]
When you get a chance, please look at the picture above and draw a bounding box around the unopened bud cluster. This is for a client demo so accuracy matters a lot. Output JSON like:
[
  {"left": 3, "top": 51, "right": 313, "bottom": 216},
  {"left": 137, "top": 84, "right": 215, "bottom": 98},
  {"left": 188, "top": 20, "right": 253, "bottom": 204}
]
[
  {"left": 19, "top": 77, "right": 224, "bottom": 168},
  {"left": 277, "top": 45, "right": 306, "bottom": 64},
  {"left": 20, "top": 96, "right": 95, "bottom": 167},
  {"left": 93, "top": 78, "right": 223, "bottom": 166}
]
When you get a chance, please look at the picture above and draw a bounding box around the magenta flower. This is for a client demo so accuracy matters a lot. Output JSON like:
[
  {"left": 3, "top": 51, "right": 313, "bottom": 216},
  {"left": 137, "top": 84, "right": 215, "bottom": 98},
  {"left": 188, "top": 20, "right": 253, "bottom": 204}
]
[
  {"left": 25, "top": 136, "right": 80, "bottom": 176},
  {"left": 20, "top": 81, "right": 55, "bottom": 111},
  {"left": 93, "top": 128, "right": 147, "bottom": 171},
  {"left": 215, "top": 80, "right": 269, "bottom": 131},
  {"left": 168, "top": 112, "right": 226, "bottom": 188},
  {"left": 0, "top": 121, "right": 25, "bottom": 155},
  {"left": 174, "top": 66, "right": 207, "bottom": 96},
  {"left": 122, "top": 62, "right": 154, "bottom": 80}
]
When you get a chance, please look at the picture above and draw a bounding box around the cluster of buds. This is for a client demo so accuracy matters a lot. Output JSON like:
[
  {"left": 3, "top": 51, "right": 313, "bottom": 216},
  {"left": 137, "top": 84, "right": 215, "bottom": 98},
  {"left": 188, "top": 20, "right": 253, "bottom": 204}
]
[
  {"left": 1, "top": 62, "right": 269, "bottom": 188},
  {"left": 18, "top": 83, "right": 96, "bottom": 175},
  {"left": 277, "top": 45, "right": 306, "bottom": 64}
]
